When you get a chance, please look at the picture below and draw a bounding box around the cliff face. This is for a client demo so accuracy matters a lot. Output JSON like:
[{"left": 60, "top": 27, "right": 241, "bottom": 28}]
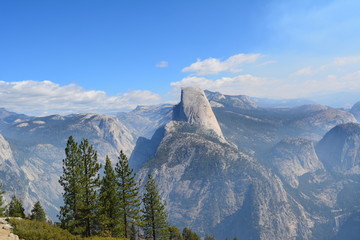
[
  {"left": 350, "top": 101, "right": 360, "bottom": 122},
  {"left": 131, "top": 88, "right": 314, "bottom": 239},
  {"left": 270, "top": 138, "right": 325, "bottom": 188},
  {"left": 0, "top": 113, "right": 136, "bottom": 219},
  {"left": 173, "top": 87, "right": 225, "bottom": 141},
  {"left": 317, "top": 123, "right": 360, "bottom": 174},
  {"left": 136, "top": 121, "right": 313, "bottom": 240}
]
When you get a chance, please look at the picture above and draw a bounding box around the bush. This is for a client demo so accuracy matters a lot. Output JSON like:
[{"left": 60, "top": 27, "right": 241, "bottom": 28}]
[
  {"left": 9, "top": 218, "right": 129, "bottom": 240},
  {"left": 9, "top": 218, "right": 81, "bottom": 240},
  {"left": 83, "top": 237, "right": 127, "bottom": 240}
]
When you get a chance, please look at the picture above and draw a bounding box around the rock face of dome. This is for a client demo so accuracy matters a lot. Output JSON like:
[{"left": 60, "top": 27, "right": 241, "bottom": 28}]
[{"left": 173, "top": 86, "right": 225, "bottom": 140}]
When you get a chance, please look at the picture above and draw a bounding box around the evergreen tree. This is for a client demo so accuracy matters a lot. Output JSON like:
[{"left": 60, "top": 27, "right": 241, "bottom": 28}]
[
  {"left": 78, "top": 138, "right": 102, "bottom": 237},
  {"left": 59, "top": 136, "right": 101, "bottom": 237},
  {"left": 130, "top": 224, "right": 137, "bottom": 240},
  {"left": 98, "top": 156, "right": 121, "bottom": 237},
  {"left": 115, "top": 150, "right": 142, "bottom": 238},
  {"left": 182, "top": 228, "right": 201, "bottom": 240},
  {"left": 7, "top": 195, "right": 25, "bottom": 218},
  {"left": 59, "top": 136, "right": 83, "bottom": 235},
  {"left": 142, "top": 174, "right": 169, "bottom": 240},
  {"left": 30, "top": 201, "right": 47, "bottom": 222},
  {"left": 204, "top": 235, "right": 216, "bottom": 240},
  {"left": 168, "top": 226, "right": 183, "bottom": 240},
  {"left": 0, "top": 183, "right": 5, "bottom": 217}
]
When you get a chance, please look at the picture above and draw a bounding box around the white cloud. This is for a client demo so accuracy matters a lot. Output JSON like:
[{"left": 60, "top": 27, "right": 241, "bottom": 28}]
[
  {"left": 156, "top": 61, "right": 169, "bottom": 68},
  {"left": 257, "top": 60, "right": 278, "bottom": 66},
  {"left": 171, "top": 68, "right": 360, "bottom": 99},
  {"left": 171, "top": 74, "right": 271, "bottom": 96},
  {"left": 0, "top": 80, "right": 162, "bottom": 116},
  {"left": 333, "top": 56, "right": 360, "bottom": 66},
  {"left": 182, "top": 53, "right": 263, "bottom": 75},
  {"left": 293, "top": 66, "right": 314, "bottom": 76}
]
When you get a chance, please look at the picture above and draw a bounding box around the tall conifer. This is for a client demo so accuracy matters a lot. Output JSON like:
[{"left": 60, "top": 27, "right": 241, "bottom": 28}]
[
  {"left": 142, "top": 174, "right": 169, "bottom": 240},
  {"left": 30, "top": 201, "right": 47, "bottom": 222},
  {"left": 59, "top": 136, "right": 101, "bottom": 237},
  {"left": 99, "top": 156, "right": 121, "bottom": 236},
  {"left": 59, "top": 136, "right": 83, "bottom": 235},
  {"left": 0, "top": 183, "right": 5, "bottom": 217},
  {"left": 78, "top": 138, "right": 102, "bottom": 237},
  {"left": 7, "top": 195, "right": 25, "bottom": 218},
  {"left": 115, "top": 150, "right": 141, "bottom": 238}
]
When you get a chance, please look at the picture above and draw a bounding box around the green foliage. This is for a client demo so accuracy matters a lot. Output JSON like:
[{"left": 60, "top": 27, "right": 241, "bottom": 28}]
[
  {"left": 59, "top": 136, "right": 102, "bottom": 237},
  {"left": 83, "top": 237, "right": 127, "bottom": 240},
  {"left": 0, "top": 182, "right": 5, "bottom": 217},
  {"left": 182, "top": 227, "right": 201, "bottom": 240},
  {"left": 98, "top": 156, "right": 122, "bottom": 237},
  {"left": 79, "top": 138, "right": 102, "bottom": 237},
  {"left": 59, "top": 136, "right": 84, "bottom": 234},
  {"left": 115, "top": 150, "right": 142, "bottom": 238},
  {"left": 7, "top": 195, "right": 25, "bottom": 218},
  {"left": 204, "top": 235, "right": 216, "bottom": 240},
  {"left": 129, "top": 224, "right": 137, "bottom": 240},
  {"left": 142, "top": 174, "right": 169, "bottom": 240},
  {"left": 9, "top": 218, "right": 128, "bottom": 240},
  {"left": 9, "top": 218, "right": 81, "bottom": 240},
  {"left": 30, "top": 201, "right": 47, "bottom": 222},
  {"left": 168, "top": 226, "right": 183, "bottom": 240}
]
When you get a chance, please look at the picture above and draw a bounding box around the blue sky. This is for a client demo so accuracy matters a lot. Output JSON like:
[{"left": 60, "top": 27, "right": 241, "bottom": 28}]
[{"left": 1, "top": 0, "right": 360, "bottom": 115}]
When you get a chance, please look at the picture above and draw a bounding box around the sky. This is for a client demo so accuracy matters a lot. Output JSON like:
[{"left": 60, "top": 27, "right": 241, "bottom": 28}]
[{"left": 1, "top": 0, "right": 360, "bottom": 116}]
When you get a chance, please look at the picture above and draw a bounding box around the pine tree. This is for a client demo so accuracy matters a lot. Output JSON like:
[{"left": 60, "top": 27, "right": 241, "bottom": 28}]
[
  {"left": 130, "top": 224, "right": 137, "bottom": 240},
  {"left": 115, "top": 150, "right": 142, "bottom": 238},
  {"left": 204, "top": 235, "right": 216, "bottom": 240},
  {"left": 59, "top": 136, "right": 84, "bottom": 235},
  {"left": 142, "top": 174, "right": 169, "bottom": 240},
  {"left": 30, "top": 201, "right": 47, "bottom": 222},
  {"left": 182, "top": 227, "right": 200, "bottom": 240},
  {"left": 7, "top": 195, "right": 25, "bottom": 218},
  {"left": 78, "top": 138, "right": 102, "bottom": 237},
  {"left": 59, "top": 136, "right": 101, "bottom": 237},
  {"left": 168, "top": 226, "right": 183, "bottom": 240},
  {"left": 0, "top": 183, "right": 5, "bottom": 217},
  {"left": 99, "top": 156, "right": 121, "bottom": 237}
]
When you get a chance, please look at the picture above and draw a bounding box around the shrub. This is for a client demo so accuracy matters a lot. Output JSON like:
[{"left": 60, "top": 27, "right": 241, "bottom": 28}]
[
  {"left": 9, "top": 218, "right": 81, "bottom": 240},
  {"left": 8, "top": 218, "right": 128, "bottom": 240}
]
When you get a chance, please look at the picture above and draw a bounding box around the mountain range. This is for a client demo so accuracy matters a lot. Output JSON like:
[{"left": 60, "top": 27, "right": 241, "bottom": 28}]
[{"left": 1, "top": 87, "right": 360, "bottom": 239}]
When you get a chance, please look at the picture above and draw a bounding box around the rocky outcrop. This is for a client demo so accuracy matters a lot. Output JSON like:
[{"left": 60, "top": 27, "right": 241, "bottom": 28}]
[
  {"left": 350, "top": 101, "right": 360, "bottom": 122},
  {"left": 317, "top": 123, "right": 360, "bottom": 174},
  {"left": 288, "top": 104, "right": 356, "bottom": 135},
  {"left": 137, "top": 121, "right": 313, "bottom": 240},
  {"left": 117, "top": 104, "right": 173, "bottom": 139},
  {"left": 173, "top": 87, "right": 225, "bottom": 141},
  {"left": 270, "top": 138, "right": 325, "bottom": 188},
  {"left": 205, "top": 90, "right": 258, "bottom": 110},
  {"left": 0, "top": 113, "right": 136, "bottom": 219},
  {"left": 0, "top": 218, "right": 20, "bottom": 240}
]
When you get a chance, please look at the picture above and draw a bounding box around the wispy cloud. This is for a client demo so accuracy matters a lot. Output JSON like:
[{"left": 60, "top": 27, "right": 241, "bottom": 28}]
[
  {"left": 333, "top": 56, "right": 360, "bottom": 66},
  {"left": 172, "top": 57, "right": 360, "bottom": 99},
  {"left": 0, "top": 80, "right": 162, "bottom": 116},
  {"left": 182, "top": 53, "right": 263, "bottom": 75},
  {"left": 293, "top": 66, "right": 314, "bottom": 76},
  {"left": 156, "top": 61, "right": 169, "bottom": 68},
  {"left": 171, "top": 74, "right": 271, "bottom": 97}
]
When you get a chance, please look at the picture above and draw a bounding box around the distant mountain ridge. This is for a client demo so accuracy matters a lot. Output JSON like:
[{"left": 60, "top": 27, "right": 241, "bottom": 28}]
[{"left": 1, "top": 88, "right": 360, "bottom": 239}]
